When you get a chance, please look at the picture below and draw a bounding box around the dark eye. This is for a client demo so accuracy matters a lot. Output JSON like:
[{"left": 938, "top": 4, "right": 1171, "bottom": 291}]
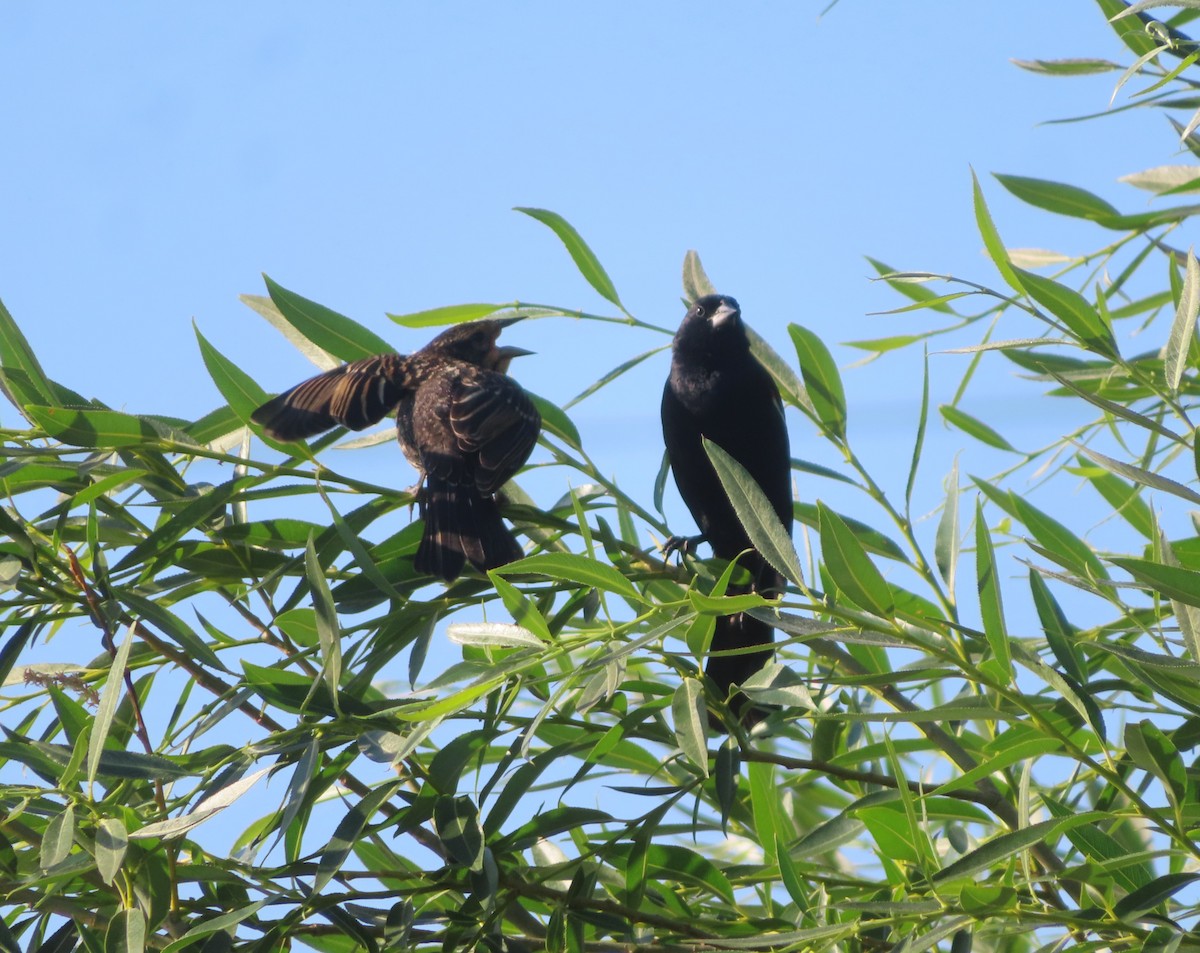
[{"left": 693, "top": 303, "right": 705, "bottom": 318}]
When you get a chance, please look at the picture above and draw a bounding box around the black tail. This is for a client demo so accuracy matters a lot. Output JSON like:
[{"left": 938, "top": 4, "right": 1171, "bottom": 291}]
[
  {"left": 705, "top": 557, "right": 783, "bottom": 727},
  {"left": 414, "top": 476, "right": 524, "bottom": 580}
]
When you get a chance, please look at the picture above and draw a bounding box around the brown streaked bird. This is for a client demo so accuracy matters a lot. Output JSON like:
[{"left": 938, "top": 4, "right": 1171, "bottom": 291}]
[{"left": 251, "top": 319, "right": 541, "bottom": 580}]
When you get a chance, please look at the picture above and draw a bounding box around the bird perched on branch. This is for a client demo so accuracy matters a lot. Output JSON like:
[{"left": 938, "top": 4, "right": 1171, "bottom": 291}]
[
  {"left": 251, "top": 319, "right": 541, "bottom": 580},
  {"left": 661, "top": 294, "right": 792, "bottom": 723}
]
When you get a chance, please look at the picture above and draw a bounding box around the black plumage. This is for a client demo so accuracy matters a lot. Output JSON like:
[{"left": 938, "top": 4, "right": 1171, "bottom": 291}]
[
  {"left": 251, "top": 319, "right": 541, "bottom": 580},
  {"left": 661, "top": 294, "right": 792, "bottom": 721}
]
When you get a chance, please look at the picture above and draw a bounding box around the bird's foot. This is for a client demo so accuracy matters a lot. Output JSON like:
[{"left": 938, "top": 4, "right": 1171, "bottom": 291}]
[
  {"left": 662, "top": 533, "right": 705, "bottom": 561},
  {"left": 402, "top": 481, "right": 427, "bottom": 515}
]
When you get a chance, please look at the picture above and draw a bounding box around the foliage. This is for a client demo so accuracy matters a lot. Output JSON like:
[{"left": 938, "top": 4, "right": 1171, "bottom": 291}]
[{"left": 7, "top": 2, "right": 1200, "bottom": 951}]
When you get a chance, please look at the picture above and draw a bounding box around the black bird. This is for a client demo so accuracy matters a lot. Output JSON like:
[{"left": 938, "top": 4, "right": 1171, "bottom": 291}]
[
  {"left": 661, "top": 294, "right": 792, "bottom": 723},
  {"left": 251, "top": 319, "right": 541, "bottom": 580}
]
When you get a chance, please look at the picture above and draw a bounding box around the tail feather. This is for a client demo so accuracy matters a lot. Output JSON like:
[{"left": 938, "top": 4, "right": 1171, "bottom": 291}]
[
  {"left": 705, "top": 553, "right": 784, "bottom": 727},
  {"left": 415, "top": 477, "right": 524, "bottom": 580}
]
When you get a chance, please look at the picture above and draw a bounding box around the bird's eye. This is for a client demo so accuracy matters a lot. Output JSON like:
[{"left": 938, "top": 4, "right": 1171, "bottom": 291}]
[{"left": 693, "top": 303, "right": 705, "bottom": 318}]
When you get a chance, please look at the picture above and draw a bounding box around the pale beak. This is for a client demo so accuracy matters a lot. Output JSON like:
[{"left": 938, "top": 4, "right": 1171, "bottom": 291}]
[{"left": 711, "top": 302, "right": 740, "bottom": 328}]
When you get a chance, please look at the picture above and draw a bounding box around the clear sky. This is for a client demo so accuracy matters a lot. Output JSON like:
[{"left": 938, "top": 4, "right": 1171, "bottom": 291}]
[
  {"left": 0, "top": 4, "right": 1178, "bottom": 616},
  {"left": 3, "top": 0, "right": 1195, "bottom": 882}
]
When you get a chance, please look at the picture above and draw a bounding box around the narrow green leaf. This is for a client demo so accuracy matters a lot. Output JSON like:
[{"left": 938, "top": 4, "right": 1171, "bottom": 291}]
[
  {"left": 1078, "top": 445, "right": 1200, "bottom": 506},
  {"left": 818, "top": 502, "right": 894, "bottom": 618},
  {"left": 704, "top": 439, "right": 805, "bottom": 587},
  {"left": 993, "top": 173, "right": 1121, "bottom": 221},
  {"left": 933, "top": 814, "right": 1105, "bottom": 882},
  {"left": 671, "top": 679, "right": 709, "bottom": 776},
  {"left": 387, "top": 303, "right": 502, "bottom": 328},
  {"left": 972, "top": 169, "right": 1023, "bottom": 293},
  {"left": 315, "top": 781, "right": 403, "bottom": 892},
  {"left": 263, "top": 274, "right": 392, "bottom": 361},
  {"left": 194, "top": 324, "right": 267, "bottom": 424},
  {"left": 682, "top": 250, "right": 717, "bottom": 303},
  {"left": 515, "top": 208, "right": 623, "bottom": 309},
  {"left": 1076, "top": 461, "right": 1155, "bottom": 540},
  {"left": 1113, "top": 872, "right": 1200, "bottom": 920},
  {"left": 793, "top": 503, "right": 908, "bottom": 562},
  {"left": 88, "top": 625, "right": 134, "bottom": 788},
  {"left": 132, "top": 768, "right": 270, "bottom": 840},
  {"left": 1126, "top": 720, "right": 1190, "bottom": 809},
  {"left": 1011, "top": 58, "right": 1122, "bottom": 75},
  {"left": 1015, "top": 268, "right": 1118, "bottom": 358},
  {"left": 0, "top": 296, "right": 56, "bottom": 409},
  {"left": 906, "top": 348, "right": 930, "bottom": 508},
  {"left": 161, "top": 902, "right": 270, "bottom": 953},
  {"left": 865, "top": 257, "right": 956, "bottom": 313},
  {"left": 305, "top": 536, "right": 342, "bottom": 715},
  {"left": 940, "top": 405, "right": 1018, "bottom": 452},
  {"left": 1029, "top": 572, "right": 1085, "bottom": 684},
  {"left": 529, "top": 392, "right": 582, "bottom": 450},
  {"left": 748, "top": 760, "right": 782, "bottom": 865},
  {"left": 1162, "top": 536, "right": 1200, "bottom": 664},
  {"left": 935, "top": 458, "right": 960, "bottom": 594},
  {"left": 433, "top": 794, "right": 485, "bottom": 871},
  {"left": 789, "top": 324, "right": 846, "bottom": 441},
  {"left": 494, "top": 552, "right": 646, "bottom": 604},
  {"left": 975, "top": 498, "right": 1011, "bottom": 684},
  {"left": 24, "top": 405, "right": 178, "bottom": 449},
  {"left": 1111, "top": 556, "right": 1200, "bottom": 608},
  {"left": 746, "top": 326, "right": 815, "bottom": 417}
]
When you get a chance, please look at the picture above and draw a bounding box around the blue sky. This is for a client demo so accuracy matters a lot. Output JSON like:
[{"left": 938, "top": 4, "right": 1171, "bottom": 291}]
[
  {"left": 0, "top": 4, "right": 1182, "bottom": 616},
  {"left": 4, "top": 0, "right": 1197, "bottom": 881}
]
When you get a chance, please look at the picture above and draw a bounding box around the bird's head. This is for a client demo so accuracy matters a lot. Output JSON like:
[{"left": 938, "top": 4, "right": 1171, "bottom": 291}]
[
  {"left": 425, "top": 318, "right": 533, "bottom": 371},
  {"left": 673, "top": 293, "right": 745, "bottom": 356}
]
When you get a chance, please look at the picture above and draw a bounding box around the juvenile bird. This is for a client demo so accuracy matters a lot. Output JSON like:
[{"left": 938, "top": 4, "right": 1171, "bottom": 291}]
[
  {"left": 661, "top": 294, "right": 792, "bottom": 722},
  {"left": 251, "top": 319, "right": 541, "bottom": 580}
]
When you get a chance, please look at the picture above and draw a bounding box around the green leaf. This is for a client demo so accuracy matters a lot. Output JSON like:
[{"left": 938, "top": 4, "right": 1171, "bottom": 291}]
[
  {"left": 682, "top": 250, "right": 717, "bottom": 303},
  {"left": 818, "top": 502, "right": 894, "bottom": 618},
  {"left": 935, "top": 459, "right": 960, "bottom": 593},
  {"left": 789, "top": 324, "right": 846, "bottom": 441},
  {"left": 194, "top": 324, "right": 267, "bottom": 424},
  {"left": 703, "top": 439, "right": 805, "bottom": 587},
  {"left": 1113, "top": 872, "right": 1200, "bottom": 920},
  {"left": 305, "top": 536, "right": 342, "bottom": 715},
  {"left": 1029, "top": 572, "right": 1085, "bottom": 684},
  {"left": 865, "top": 257, "right": 956, "bottom": 313},
  {"left": 40, "top": 802, "right": 75, "bottom": 869},
  {"left": 24, "top": 405, "right": 180, "bottom": 449},
  {"left": 95, "top": 817, "right": 127, "bottom": 886},
  {"left": 105, "top": 909, "right": 146, "bottom": 953},
  {"left": 1015, "top": 268, "right": 1118, "bottom": 358},
  {"left": 1076, "top": 460, "right": 1155, "bottom": 540},
  {"left": 494, "top": 552, "right": 646, "bottom": 604},
  {"left": 671, "top": 679, "right": 709, "bottom": 776},
  {"left": 263, "top": 274, "right": 392, "bottom": 361},
  {"left": 88, "top": 625, "right": 134, "bottom": 788},
  {"left": 515, "top": 208, "right": 623, "bottom": 309},
  {"left": 933, "top": 814, "right": 1105, "bottom": 882},
  {"left": 1011, "top": 58, "right": 1122, "bottom": 75},
  {"left": 940, "top": 405, "right": 1018, "bottom": 452},
  {"left": 434, "top": 794, "right": 485, "bottom": 871},
  {"left": 314, "top": 781, "right": 402, "bottom": 892},
  {"left": 529, "top": 392, "right": 582, "bottom": 451},
  {"left": 387, "top": 303, "right": 502, "bottom": 328},
  {"left": 994, "top": 174, "right": 1121, "bottom": 221},
  {"left": 1078, "top": 445, "right": 1200, "bottom": 507},
  {"left": 1111, "top": 556, "right": 1200, "bottom": 608},
  {"left": 972, "top": 169, "right": 1023, "bottom": 294},
  {"left": 1125, "top": 720, "right": 1190, "bottom": 809},
  {"left": 975, "top": 498, "right": 1011, "bottom": 684},
  {"left": 0, "top": 297, "right": 57, "bottom": 411}
]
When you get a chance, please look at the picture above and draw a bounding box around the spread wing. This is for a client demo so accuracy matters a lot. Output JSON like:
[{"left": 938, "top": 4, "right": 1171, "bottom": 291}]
[{"left": 251, "top": 353, "right": 409, "bottom": 441}]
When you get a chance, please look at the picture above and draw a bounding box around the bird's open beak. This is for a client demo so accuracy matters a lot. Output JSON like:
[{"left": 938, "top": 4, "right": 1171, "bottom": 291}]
[
  {"left": 492, "top": 344, "right": 535, "bottom": 374},
  {"left": 711, "top": 302, "right": 740, "bottom": 328}
]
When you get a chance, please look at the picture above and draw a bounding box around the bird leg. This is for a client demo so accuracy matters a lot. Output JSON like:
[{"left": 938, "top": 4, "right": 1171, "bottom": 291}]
[{"left": 662, "top": 533, "right": 706, "bottom": 560}]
